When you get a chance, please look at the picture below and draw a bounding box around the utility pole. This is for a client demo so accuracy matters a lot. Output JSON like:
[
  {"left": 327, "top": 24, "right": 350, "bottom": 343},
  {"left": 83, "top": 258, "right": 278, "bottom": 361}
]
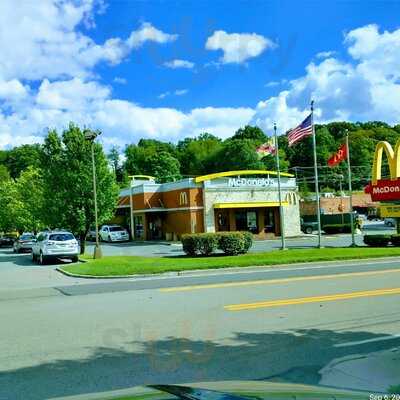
[{"left": 346, "top": 130, "right": 356, "bottom": 247}]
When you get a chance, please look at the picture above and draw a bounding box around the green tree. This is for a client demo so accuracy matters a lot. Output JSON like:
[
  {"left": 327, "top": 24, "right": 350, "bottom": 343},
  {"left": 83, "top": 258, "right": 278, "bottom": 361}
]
[
  {"left": 210, "top": 139, "right": 264, "bottom": 171},
  {"left": 14, "top": 167, "right": 45, "bottom": 233},
  {"left": 232, "top": 125, "right": 267, "bottom": 144},
  {"left": 146, "top": 151, "right": 182, "bottom": 183},
  {"left": 5, "top": 144, "right": 42, "bottom": 178},
  {"left": 123, "top": 144, "right": 145, "bottom": 176},
  {"left": 41, "top": 125, "right": 119, "bottom": 253},
  {"left": 261, "top": 149, "right": 289, "bottom": 172},
  {"left": 0, "top": 165, "right": 10, "bottom": 182},
  {"left": 0, "top": 179, "right": 21, "bottom": 232},
  {"left": 177, "top": 133, "right": 222, "bottom": 175},
  {"left": 137, "top": 138, "right": 177, "bottom": 156},
  {"left": 107, "top": 146, "right": 124, "bottom": 183}
]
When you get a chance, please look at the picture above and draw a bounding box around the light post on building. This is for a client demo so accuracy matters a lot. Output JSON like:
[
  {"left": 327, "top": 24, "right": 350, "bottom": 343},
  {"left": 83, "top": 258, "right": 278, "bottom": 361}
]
[
  {"left": 128, "top": 175, "right": 135, "bottom": 241},
  {"left": 84, "top": 129, "right": 102, "bottom": 259},
  {"left": 274, "top": 123, "right": 286, "bottom": 250}
]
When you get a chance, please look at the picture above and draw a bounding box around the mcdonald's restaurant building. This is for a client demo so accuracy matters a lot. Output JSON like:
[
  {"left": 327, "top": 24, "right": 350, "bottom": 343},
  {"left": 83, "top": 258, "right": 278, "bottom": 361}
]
[{"left": 116, "top": 171, "right": 301, "bottom": 240}]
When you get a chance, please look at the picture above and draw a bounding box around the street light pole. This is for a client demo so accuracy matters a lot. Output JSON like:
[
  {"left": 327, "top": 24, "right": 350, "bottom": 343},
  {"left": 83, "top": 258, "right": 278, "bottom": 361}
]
[{"left": 85, "top": 129, "right": 102, "bottom": 259}]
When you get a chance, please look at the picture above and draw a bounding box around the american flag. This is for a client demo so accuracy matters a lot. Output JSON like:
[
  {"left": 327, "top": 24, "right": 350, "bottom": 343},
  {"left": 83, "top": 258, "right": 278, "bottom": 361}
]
[{"left": 287, "top": 113, "right": 313, "bottom": 147}]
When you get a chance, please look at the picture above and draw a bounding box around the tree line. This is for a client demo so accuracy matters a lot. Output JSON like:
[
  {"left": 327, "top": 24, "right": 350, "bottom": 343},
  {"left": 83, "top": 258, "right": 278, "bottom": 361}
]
[
  {"left": 101, "top": 121, "right": 400, "bottom": 191},
  {"left": 1, "top": 121, "right": 399, "bottom": 243}
]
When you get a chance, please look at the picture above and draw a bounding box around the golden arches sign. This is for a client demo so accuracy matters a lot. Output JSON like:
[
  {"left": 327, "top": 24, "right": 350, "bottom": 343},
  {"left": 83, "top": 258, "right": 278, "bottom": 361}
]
[
  {"left": 285, "top": 192, "right": 298, "bottom": 205},
  {"left": 366, "top": 139, "right": 400, "bottom": 202},
  {"left": 372, "top": 140, "right": 400, "bottom": 185},
  {"left": 179, "top": 191, "right": 188, "bottom": 205}
]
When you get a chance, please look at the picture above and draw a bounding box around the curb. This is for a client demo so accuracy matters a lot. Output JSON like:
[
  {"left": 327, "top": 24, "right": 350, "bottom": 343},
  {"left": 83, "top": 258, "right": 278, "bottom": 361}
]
[{"left": 56, "top": 255, "right": 400, "bottom": 280}]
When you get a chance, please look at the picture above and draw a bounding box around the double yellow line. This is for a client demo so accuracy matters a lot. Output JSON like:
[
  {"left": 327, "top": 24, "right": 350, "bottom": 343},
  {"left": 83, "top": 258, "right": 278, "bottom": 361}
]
[
  {"left": 160, "top": 268, "right": 400, "bottom": 293},
  {"left": 225, "top": 287, "right": 400, "bottom": 311}
]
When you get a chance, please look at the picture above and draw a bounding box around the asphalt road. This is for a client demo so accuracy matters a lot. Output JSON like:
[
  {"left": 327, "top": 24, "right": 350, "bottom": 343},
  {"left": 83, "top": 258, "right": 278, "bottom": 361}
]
[{"left": 1, "top": 254, "right": 400, "bottom": 399}]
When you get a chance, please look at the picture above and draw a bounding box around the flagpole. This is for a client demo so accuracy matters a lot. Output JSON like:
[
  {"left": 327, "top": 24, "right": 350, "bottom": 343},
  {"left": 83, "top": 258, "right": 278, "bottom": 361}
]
[
  {"left": 274, "top": 123, "right": 286, "bottom": 250},
  {"left": 311, "top": 100, "right": 322, "bottom": 248},
  {"left": 346, "top": 129, "right": 356, "bottom": 247}
]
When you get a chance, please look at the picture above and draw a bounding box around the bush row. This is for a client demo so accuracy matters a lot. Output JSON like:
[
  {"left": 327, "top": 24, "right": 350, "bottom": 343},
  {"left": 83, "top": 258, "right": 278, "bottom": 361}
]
[
  {"left": 363, "top": 234, "right": 400, "bottom": 247},
  {"left": 181, "top": 231, "right": 253, "bottom": 256}
]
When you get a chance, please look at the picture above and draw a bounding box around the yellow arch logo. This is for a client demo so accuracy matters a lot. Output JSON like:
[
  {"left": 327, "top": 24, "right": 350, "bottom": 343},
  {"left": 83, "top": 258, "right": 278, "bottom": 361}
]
[
  {"left": 285, "top": 192, "right": 298, "bottom": 205},
  {"left": 179, "top": 191, "right": 188, "bottom": 205},
  {"left": 372, "top": 140, "right": 400, "bottom": 185}
]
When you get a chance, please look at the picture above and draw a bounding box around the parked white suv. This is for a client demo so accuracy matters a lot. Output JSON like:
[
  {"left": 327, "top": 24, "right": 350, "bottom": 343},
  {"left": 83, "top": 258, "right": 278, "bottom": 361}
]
[
  {"left": 100, "top": 225, "right": 129, "bottom": 242},
  {"left": 32, "top": 231, "right": 79, "bottom": 264}
]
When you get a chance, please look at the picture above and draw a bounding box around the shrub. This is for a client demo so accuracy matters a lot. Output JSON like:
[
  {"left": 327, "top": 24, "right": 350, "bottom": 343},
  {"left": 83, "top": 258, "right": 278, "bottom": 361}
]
[
  {"left": 363, "top": 234, "right": 391, "bottom": 247},
  {"left": 391, "top": 234, "right": 400, "bottom": 247},
  {"left": 240, "top": 231, "right": 253, "bottom": 253},
  {"left": 218, "top": 232, "right": 246, "bottom": 255},
  {"left": 323, "top": 224, "right": 352, "bottom": 234},
  {"left": 181, "top": 231, "right": 253, "bottom": 256},
  {"left": 181, "top": 234, "right": 197, "bottom": 256},
  {"left": 197, "top": 233, "right": 219, "bottom": 255}
]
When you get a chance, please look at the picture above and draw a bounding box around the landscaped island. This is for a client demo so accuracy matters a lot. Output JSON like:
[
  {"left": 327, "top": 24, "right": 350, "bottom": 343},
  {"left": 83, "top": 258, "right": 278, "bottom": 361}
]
[{"left": 60, "top": 247, "right": 400, "bottom": 277}]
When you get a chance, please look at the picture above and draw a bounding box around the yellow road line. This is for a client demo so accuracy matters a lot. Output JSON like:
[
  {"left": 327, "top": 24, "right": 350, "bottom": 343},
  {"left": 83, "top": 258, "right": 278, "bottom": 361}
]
[
  {"left": 159, "top": 268, "right": 400, "bottom": 293},
  {"left": 225, "top": 287, "right": 400, "bottom": 311}
]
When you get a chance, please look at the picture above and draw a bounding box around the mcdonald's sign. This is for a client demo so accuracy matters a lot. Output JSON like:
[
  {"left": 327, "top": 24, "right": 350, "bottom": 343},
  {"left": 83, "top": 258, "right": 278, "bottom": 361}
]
[{"left": 365, "top": 139, "right": 400, "bottom": 201}]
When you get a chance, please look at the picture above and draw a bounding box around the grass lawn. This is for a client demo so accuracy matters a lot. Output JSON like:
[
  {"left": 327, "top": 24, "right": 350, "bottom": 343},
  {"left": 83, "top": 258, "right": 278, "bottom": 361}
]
[{"left": 60, "top": 247, "right": 400, "bottom": 277}]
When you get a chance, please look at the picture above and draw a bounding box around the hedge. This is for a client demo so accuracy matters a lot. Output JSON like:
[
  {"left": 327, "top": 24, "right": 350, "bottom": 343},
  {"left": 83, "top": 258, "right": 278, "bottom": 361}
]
[
  {"left": 363, "top": 234, "right": 391, "bottom": 247},
  {"left": 391, "top": 234, "right": 400, "bottom": 247},
  {"left": 323, "top": 224, "right": 352, "bottom": 234},
  {"left": 181, "top": 231, "right": 253, "bottom": 256}
]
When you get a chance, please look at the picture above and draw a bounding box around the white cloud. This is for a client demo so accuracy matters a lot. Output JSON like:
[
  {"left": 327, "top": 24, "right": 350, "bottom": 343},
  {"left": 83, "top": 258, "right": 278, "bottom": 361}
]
[
  {"left": 252, "top": 24, "right": 400, "bottom": 133},
  {"left": 316, "top": 51, "right": 336, "bottom": 59},
  {"left": 0, "top": 1, "right": 177, "bottom": 81},
  {"left": 113, "top": 77, "right": 127, "bottom": 84},
  {"left": 174, "top": 89, "right": 188, "bottom": 96},
  {"left": 163, "top": 59, "right": 195, "bottom": 69},
  {"left": 205, "top": 30, "right": 277, "bottom": 64},
  {"left": 158, "top": 92, "right": 169, "bottom": 99},
  {"left": 265, "top": 81, "right": 280, "bottom": 87},
  {"left": 0, "top": 79, "right": 29, "bottom": 101},
  {"left": 0, "top": 76, "right": 253, "bottom": 147},
  {"left": 127, "top": 22, "right": 178, "bottom": 49},
  {"left": 158, "top": 89, "right": 189, "bottom": 99},
  {"left": 36, "top": 78, "right": 110, "bottom": 111}
]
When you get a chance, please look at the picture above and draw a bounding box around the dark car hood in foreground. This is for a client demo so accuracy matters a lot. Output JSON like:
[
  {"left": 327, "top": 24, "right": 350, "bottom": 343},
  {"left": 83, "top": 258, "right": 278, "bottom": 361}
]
[{"left": 51, "top": 381, "right": 371, "bottom": 400}]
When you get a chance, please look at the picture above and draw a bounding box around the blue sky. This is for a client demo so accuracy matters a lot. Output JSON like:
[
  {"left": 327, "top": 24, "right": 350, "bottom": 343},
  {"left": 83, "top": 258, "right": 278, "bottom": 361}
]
[
  {"left": 91, "top": 0, "right": 400, "bottom": 109},
  {"left": 0, "top": 0, "right": 399, "bottom": 149}
]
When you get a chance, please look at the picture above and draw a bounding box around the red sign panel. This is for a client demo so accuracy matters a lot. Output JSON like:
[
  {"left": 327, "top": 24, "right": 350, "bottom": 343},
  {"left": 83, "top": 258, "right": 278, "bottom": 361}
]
[{"left": 365, "top": 179, "right": 400, "bottom": 201}]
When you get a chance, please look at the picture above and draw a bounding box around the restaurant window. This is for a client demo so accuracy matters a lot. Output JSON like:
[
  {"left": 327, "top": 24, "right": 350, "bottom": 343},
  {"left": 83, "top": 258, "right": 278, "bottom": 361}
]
[
  {"left": 264, "top": 208, "right": 275, "bottom": 233},
  {"left": 134, "top": 215, "right": 144, "bottom": 239},
  {"left": 235, "top": 210, "right": 258, "bottom": 233}
]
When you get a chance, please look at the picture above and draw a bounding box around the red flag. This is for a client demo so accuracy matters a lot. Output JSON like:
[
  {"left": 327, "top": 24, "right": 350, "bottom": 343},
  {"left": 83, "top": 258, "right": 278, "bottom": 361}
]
[{"left": 327, "top": 143, "right": 347, "bottom": 168}]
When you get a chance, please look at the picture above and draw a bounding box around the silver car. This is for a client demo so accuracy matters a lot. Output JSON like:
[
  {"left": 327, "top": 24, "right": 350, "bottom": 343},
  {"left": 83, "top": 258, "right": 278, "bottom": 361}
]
[
  {"left": 99, "top": 225, "right": 129, "bottom": 242},
  {"left": 13, "top": 233, "right": 35, "bottom": 253},
  {"left": 32, "top": 231, "right": 79, "bottom": 265}
]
